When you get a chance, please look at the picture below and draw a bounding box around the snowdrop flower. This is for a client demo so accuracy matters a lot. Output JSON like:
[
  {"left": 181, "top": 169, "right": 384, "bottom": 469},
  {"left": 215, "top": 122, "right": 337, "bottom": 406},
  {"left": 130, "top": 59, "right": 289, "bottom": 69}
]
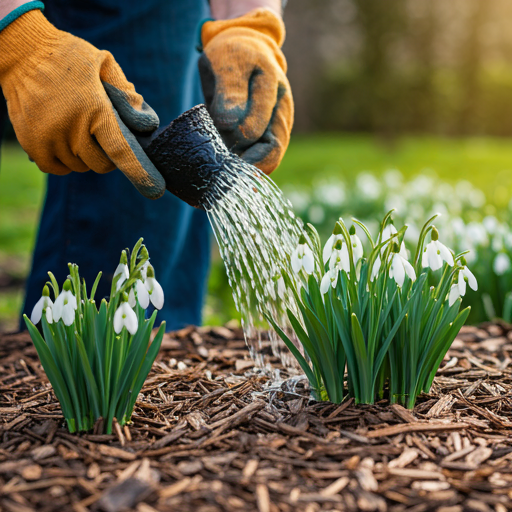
[
  {"left": 329, "top": 239, "right": 351, "bottom": 273},
  {"left": 389, "top": 243, "right": 416, "bottom": 287},
  {"left": 114, "top": 251, "right": 129, "bottom": 291},
  {"left": 114, "top": 294, "right": 138, "bottom": 335},
  {"left": 320, "top": 268, "right": 339, "bottom": 294},
  {"left": 53, "top": 280, "right": 77, "bottom": 326},
  {"left": 448, "top": 258, "right": 478, "bottom": 306},
  {"left": 31, "top": 285, "right": 53, "bottom": 324},
  {"left": 349, "top": 225, "right": 364, "bottom": 263},
  {"left": 145, "top": 265, "right": 164, "bottom": 309},
  {"left": 422, "top": 227, "right": 454, "bottom": 271},
  {"left": 291, "top": 235, "right": 315, "bottom": 274},
  {"left": 323, "top": 222, "right": 343, "bottom": 264},
  {"left": 381, "top": 223, "right": 407, "bottom": 259},
  {"left": 494, "top": 253, "right": 511, "bottom": 276},
  {"left": 128, "top": 279, "right": 150, "bottom": 309}
]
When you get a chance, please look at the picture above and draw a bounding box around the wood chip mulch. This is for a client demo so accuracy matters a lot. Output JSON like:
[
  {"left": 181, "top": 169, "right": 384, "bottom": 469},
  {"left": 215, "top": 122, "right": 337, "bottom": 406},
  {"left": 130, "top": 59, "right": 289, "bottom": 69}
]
[{"left": 1, "top": 322, "right": 512, "bottom": 512}]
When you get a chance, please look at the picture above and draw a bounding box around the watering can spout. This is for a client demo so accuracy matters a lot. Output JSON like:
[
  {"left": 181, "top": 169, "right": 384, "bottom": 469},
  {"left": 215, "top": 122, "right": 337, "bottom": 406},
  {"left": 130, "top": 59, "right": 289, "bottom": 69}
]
[{"left": 136, "top": 104, "right": 234, "bottom": 210}]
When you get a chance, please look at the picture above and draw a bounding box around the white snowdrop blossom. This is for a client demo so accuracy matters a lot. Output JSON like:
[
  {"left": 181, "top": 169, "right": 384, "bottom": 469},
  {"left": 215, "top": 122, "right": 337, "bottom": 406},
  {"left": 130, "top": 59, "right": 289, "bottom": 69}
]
[
  {"left": 31, "top": 286, "right": 53, "bottom": 324},
  {"left": 114, "top": 253, "right": 129, "bottom": 291},
  {"left": 329, "top": 240, "right": 351, "bottom": 273},
  {"left": 128, "top": 279, "right": 150, "bottom": 309},
  {"left": 145, "top": 265, "right": 164, "bottom": 310},
  {"left": 320, "top": 268, "right": 339, "bottom": 294},
  {"left": 114, "top": 300, "right": 138, "bottom": 335},
  {"left": 448, "top": 259, "right": 478, "bottom": 306},
  {"left": 291, "top": 236, "right": 315, "bottom": 274},
  {"left": 389, "top": 252, "right": 416, "bottom": 288},
  {"left": 370, "top": 255, "right": 382, "bottom": 281},
  {"left": 422, "top": 228, "right": 454, "bottom": 271},
  {"left": 381, "top": 224, "right": 407, "bottom": 258},
  {"left": 53, "top": 281, "right": 77, "bottom": 326},
  {"left": 323, "top": 226, "right": 344, "bottom": 264},
  {"left": 494, "top": 253, "right": 511, "bottom": 276},
  {"left": 350, "top": 230, "right": 364, "bottom": 264}
]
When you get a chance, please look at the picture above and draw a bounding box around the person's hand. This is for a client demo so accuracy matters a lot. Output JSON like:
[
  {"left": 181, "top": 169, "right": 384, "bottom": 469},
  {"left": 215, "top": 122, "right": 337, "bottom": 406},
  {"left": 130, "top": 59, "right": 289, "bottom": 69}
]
[
  {"left": 0, "top": 9, "right": 165, "bottom": 199},
  {"left": 199, "top": 8, "right": 294, "bottom": 174}
]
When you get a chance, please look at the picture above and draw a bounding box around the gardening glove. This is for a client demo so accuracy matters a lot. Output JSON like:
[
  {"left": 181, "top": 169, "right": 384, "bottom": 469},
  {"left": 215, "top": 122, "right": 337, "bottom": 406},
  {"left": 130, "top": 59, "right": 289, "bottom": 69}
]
[
  {"left": 0, "top": 8, "right": 165, "bottom": 199},
  {"left": 199, "top": 8, "right": 294, "bottom": 175}
]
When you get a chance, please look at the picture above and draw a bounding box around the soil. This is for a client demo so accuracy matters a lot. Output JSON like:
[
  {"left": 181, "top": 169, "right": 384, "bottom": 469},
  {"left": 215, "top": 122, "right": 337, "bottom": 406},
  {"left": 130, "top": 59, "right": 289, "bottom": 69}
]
[{"left": 0, "top": 323, "right": 511, "bottom": 512}]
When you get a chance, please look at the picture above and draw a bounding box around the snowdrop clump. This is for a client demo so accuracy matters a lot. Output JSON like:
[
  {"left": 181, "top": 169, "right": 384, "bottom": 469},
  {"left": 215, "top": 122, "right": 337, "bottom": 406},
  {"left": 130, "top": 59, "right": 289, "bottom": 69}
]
[
  {"left": 24, "top": 239, "right": 165, "bottom": 434},
  {"left": 282, "top": 171, "right": 512, "bottom": 324},
  {"left": 268, "top": 212, "right": 476, "bottom": 408}
]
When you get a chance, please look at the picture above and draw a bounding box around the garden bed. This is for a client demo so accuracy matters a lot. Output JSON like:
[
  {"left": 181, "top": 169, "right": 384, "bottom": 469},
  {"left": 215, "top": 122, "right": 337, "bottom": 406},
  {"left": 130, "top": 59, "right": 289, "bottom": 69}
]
[{"left": 1, "top": 324, "right": 511, "bottom": 512}]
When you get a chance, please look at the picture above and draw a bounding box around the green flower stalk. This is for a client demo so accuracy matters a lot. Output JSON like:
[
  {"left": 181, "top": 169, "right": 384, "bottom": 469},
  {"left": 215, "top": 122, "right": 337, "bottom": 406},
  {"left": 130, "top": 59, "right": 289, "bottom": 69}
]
[
  {"left": 24, "top": 238, "right": 165, "bottom": 434},
  {"left": 270, "top": 212, "right": 476, "bottom": 408}
]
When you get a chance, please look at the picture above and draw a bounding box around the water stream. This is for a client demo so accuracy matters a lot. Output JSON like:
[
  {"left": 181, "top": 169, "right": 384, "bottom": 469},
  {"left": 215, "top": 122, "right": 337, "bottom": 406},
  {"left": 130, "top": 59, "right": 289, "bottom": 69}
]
[{"left": 200, "top": 159, "right": 305, "bottom": 372}]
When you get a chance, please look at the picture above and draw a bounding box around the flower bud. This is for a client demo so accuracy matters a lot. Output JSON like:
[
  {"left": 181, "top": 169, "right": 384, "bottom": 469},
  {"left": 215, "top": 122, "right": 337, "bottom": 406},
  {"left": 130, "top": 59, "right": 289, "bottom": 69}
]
[
  {"left": 121, "top": 291, "right": 129, "bottom": 303},
  {"left": 460, "top": 256, "right": 467, "bottom": 266},
  {"left": 349, "top": 225, "right": 356, "bottom": 235},
  {"left": 42, "top": 285, "right": 50, "bottom": 297},
  {"left": 333, "top": 223, "right": 343, "bottom": 235},
  {"left": 63, "top": 279, "right": 72, "bottom": 292},
  {"left": 431, "top": 227, "right": 439, "bottom": 241}
]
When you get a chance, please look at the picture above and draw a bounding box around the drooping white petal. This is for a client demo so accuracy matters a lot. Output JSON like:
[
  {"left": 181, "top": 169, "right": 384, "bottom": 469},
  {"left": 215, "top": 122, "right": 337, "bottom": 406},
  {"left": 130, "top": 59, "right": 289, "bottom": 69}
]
[
  {"left": 114, "top": 302, "right": 139, "bottom": 335},
  {"left": 123, "top": 305, "right": 139, "bottom": 335},
  {"left": 436, "top": 241, "right": 454, "bottom": 266},
  {"left": 31, "top": 296, "right": 46, "bottom": 324},
  {"left": 114, "top": 263, "right": 130, "bottom": 290},
  {"left": 323, "top": 234, "right": 335, "bottom": 264},
  {"left": 128, "top": 288, "right": 137, "bottom": 308},
  {"left": 448, "top": 284, "right": 460, "bottom": 306},
  {"left": 463, "top": 266, "right": 478, "bottom": 291},
  {"left": 382, "top": 224, "right": 397, "bottom": 243},
  {"left": 390, "top": 253, "right": 405, "bottom": 287},
  {"left": 402, "top": 258, "right": 416, "bottom": 281},
  {"left": 320, "top": 272, "right": 331, "bottom": 294},
  {"left": 351, "top": 235, "right": 364, "bottom": 263},
  {"left": 302, "top": 246, "right": 315, "bottom": 274},
  {"left": 62, "top": 305, "right": 75, "bottom": 326},
  {"left": 45, "top": 307, "right": 53, "bottom": 324},
  {"left": 291, "top": 246, "right": 302, "bottom": 273},
  {"left": 113, "top": 305, "right": 124, "bottom": 334},
  {"left": 135, "top": 279, "right": 150, "bottom": 309},
  {"left": 399, "top": 242, "right": 408, "bottom": 260},
  {"left": 146, "top": 277, "right": 164, "bottom": 310},
  {"left": 457, "top": 269, "right": 467, "bottom": 297}
]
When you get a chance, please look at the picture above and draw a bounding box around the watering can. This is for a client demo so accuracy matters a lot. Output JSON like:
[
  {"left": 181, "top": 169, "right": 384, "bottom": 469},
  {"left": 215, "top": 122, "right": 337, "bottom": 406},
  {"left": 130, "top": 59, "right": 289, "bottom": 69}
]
[{"left": 135, "top": 104, "right": 237, "bottom": 210}]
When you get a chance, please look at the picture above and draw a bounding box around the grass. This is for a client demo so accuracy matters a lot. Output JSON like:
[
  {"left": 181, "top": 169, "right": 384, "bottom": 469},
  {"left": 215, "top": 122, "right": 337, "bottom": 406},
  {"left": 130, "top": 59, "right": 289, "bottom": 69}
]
[{"left": 2, "top": 135, "right": 512, "bottom": 330}]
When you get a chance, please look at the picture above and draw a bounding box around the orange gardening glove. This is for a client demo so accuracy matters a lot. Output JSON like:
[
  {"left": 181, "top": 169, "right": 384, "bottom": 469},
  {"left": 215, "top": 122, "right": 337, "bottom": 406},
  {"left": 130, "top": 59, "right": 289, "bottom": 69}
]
[
  {"left": 199, "top": 8, "right": 294, "bottom": 175},
  {"left": 0, "top": 9, "right": 165, "bottom": 199}
]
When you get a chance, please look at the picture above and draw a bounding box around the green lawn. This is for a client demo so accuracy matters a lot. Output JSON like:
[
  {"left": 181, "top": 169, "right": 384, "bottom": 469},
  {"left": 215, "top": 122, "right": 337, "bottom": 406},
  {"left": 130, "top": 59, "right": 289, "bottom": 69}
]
[{"left": 2, "top": 135, "right": 512, "bottom": 330}]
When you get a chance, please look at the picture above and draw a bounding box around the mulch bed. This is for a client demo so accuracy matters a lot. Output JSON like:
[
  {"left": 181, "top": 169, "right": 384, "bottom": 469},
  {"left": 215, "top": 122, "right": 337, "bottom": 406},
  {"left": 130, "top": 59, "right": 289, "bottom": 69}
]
[{"left": 1, "top": 323, "right": 512, "bottom": 512}]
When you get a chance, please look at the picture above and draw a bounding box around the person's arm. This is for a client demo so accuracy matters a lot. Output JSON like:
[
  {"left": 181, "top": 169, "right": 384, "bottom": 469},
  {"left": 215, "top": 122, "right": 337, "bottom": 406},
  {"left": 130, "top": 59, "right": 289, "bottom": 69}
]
[
  {"left": 0, "top": 0, "right": 31, "bottom": 19},
  {"left": 209, "top": 0, "right": 281, "bottom": 20},
  {"left": 199, "top": 0, "right": 294, "bottom": 174}
]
